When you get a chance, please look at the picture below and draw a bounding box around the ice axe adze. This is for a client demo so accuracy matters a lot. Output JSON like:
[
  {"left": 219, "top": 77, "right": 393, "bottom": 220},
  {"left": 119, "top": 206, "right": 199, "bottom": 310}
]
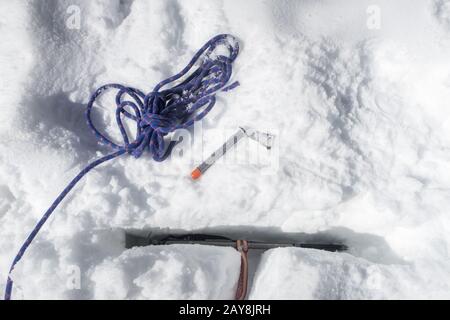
[{"left": 125, "top": 231, "right": 347, "bottom": 300}]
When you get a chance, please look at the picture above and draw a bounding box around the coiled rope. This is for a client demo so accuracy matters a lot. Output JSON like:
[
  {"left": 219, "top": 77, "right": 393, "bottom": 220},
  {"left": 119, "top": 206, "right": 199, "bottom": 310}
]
[{"left": 4, "top": 34, "right": 239, "bottom": 300}]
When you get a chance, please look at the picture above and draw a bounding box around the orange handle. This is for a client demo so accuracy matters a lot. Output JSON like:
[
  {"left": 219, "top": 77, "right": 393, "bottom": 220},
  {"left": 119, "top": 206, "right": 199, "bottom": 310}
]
[{"left": 191, "top": 168, "right": 202, "bottom": 180}]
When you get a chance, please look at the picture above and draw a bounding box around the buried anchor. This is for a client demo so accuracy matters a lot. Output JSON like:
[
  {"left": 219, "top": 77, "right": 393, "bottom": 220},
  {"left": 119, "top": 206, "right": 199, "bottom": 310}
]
[{"left": 126, "top": 230, "right": 347, "bottom": 300}]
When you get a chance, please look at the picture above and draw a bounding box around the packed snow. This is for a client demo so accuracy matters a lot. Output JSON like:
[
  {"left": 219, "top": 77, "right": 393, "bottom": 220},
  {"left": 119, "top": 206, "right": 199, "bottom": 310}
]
[{"left": 1, "top": 0, "right": 450, "bottom": 299}]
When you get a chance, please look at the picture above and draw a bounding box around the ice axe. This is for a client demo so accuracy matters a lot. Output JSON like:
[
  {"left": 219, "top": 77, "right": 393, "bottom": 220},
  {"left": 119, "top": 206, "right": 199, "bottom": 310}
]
[{"left": 191, "top": 126, "right": 275, "bottom": 180}]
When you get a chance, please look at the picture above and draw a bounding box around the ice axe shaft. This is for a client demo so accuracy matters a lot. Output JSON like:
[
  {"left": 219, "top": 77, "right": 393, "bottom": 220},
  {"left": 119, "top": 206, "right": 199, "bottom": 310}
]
[
  {"left": 125, "top": 233, "right": 347, "bottom": 252},
  {"left": 191, "top": 128, "right": 246, "bottom": 179},
  {"left": 160, "top": 239, "right": 345, "bottom": 251}
]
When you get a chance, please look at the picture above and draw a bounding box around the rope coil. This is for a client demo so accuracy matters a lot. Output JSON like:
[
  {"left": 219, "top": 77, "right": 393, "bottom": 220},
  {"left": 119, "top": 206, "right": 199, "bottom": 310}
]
[{"left": 4, "top": 34, "right": 239, "bottom": 300}]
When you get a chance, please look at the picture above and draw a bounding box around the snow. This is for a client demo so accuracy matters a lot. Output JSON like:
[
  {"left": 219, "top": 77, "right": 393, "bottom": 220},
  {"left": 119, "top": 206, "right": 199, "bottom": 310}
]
[
  {"left": 1, "top": 0, "right": 450, "bottom": 299},
  {"left": 250, "top": 248, "right": 448, "bottom": 299},
  {"left": 91, "top": 245, "right": 240, "bottom": 300}
]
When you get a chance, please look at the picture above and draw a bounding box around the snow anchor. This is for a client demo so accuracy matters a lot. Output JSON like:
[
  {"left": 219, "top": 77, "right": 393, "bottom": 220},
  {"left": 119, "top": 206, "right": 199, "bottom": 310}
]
[{"left": 125, "top": 231, "right": 347, "bottom": 300}]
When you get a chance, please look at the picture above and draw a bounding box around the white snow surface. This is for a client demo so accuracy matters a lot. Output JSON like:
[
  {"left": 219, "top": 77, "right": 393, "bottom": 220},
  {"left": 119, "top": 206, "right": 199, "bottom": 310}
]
[{"left": 1, "top": 0, "right": 450, "bottom": 299}]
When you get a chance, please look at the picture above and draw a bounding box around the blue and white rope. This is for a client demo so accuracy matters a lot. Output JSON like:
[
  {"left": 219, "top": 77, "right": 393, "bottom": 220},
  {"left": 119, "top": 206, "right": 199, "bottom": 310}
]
[{"left": 4, "top": 34, "right": 239, "bottom": 300}]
